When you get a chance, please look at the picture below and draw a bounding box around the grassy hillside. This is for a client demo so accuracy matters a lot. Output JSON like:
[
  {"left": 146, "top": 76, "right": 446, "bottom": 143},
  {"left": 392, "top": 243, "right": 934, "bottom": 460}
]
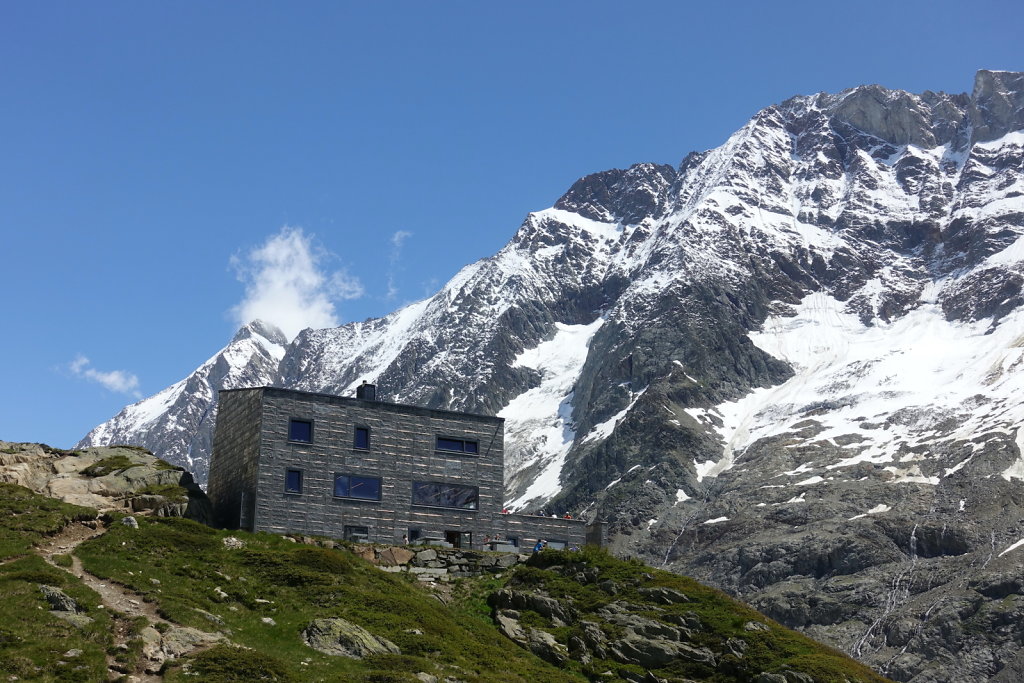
[
  {"left": 75, "top": 515, "right": 576, "bottom": 682},
  {"left": 0, "top": 480, "right": 890, "bottom": 682}
]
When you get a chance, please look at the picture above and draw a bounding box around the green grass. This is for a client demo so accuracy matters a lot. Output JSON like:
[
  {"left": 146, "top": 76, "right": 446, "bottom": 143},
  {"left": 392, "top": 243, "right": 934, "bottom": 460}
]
[
  {"left": 0, "top": 480, "right": 890, "bottom": 681},
  {"left": 0, "top": 483, "right": 96, "bottom": 560},
  {"left": 135, "top": 483, "right": 190, "bottom": 501},
  {"left": 0, "top": 555, "right": 111, "bottom": 682},
  {"left": 75, "top": 516, "right": 583, "bottom": 682},
  {"left": 0, "top": 483, "right": 109, "bottom": 681},
  {"left": 80, "top": 455, "right": 142, "bottom": 477}
]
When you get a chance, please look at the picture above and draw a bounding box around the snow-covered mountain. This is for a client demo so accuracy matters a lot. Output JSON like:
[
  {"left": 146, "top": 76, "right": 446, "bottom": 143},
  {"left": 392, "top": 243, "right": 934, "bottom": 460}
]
[
  {"left": 79, "top": 320, "right": 288, "bottom": 483},
  {"left": 81, "top": 70, "right": 1024, "bottom": 681}
]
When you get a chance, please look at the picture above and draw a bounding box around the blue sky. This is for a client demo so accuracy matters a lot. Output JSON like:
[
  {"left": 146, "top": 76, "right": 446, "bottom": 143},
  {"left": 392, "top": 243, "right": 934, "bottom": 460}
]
[{"left": 1, "top": 1, "right": 1021, "bottom": 448}]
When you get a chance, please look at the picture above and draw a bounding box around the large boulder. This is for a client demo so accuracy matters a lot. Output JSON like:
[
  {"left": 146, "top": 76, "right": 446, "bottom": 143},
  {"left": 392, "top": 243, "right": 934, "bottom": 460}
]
[
  {"left": 494, "top": 609, "right": 569, "bottom": 666},
  {"left": 302, "top": 617, "right": 400, "bottom": 658}
]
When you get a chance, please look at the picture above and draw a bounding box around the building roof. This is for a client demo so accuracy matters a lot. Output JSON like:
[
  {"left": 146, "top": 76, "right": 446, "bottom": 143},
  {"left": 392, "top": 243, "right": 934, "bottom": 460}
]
[{"left": 219, "top": 385, "right": 504, "bottom": 424}]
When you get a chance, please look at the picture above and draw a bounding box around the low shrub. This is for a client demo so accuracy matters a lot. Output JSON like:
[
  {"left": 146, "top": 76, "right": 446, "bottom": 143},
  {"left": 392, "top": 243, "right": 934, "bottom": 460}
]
[
  {"left": 81, "top": 456, "right": 139, "bottom": 477},
  {"left": 182, "top": 644, "right": 293, "bottom": 682}
]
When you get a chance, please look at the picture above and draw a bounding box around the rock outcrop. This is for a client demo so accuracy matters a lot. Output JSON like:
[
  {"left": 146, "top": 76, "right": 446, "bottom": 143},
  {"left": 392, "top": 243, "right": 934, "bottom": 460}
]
[
  {"left": 0, "top": 441, "right": 211, "bottom": 523},
  {"left": 488, "top": 547, "right": 889, "bottom": 682}
]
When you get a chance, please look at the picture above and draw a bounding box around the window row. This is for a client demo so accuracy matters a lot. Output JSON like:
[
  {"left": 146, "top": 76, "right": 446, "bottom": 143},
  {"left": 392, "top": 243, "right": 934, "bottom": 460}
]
[
  {"left": 289, "top": 420, "right": 369, "bottom": 449},
  {"left": 288, "top": 419, "right": 478, "bottom": 455},
  {"left": 283, "top": 470, "right": 478, "bottom": 510}
]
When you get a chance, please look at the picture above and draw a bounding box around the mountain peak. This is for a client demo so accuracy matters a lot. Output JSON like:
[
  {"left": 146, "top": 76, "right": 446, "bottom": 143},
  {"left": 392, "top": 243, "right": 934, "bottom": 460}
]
[
  {"left": 232, "top": 319, "right": 290, "bottom": 348},
  {"left": 553, "top": 162, "right": 677, "bottom": 224},
  {"left": 970, "top": 69, "right": 1024, "bottom": 143}
]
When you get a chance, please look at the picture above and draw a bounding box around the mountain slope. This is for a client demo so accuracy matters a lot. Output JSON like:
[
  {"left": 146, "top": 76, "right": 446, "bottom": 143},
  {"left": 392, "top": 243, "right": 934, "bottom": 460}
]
[
  {"left": 81, "top": 70, "right": 1024, "bottom": 681},
  {"left": 0, "top": 465, "right": 890, "bottom": 682}
]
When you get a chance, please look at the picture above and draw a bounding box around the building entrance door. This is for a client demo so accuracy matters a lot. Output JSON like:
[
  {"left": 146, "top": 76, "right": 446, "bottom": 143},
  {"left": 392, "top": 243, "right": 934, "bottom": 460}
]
[{"left": 445, "top": 530, "right": 471, "bottom": 548}]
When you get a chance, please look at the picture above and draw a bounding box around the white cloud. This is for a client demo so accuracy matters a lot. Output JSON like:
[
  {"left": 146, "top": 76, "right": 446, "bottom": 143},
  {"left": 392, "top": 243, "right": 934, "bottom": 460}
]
[
  {"left": 391, "top": 230, "right": 412, "bottom": 249},
  {"left": 231, "top": 226, "right": 364, "bottom": 340},
  {"left": 386, "top": 230, "right": 413, "bottom": 300},
  {"left": 69, "top": 355, "right": 141, "bottom": 398}
]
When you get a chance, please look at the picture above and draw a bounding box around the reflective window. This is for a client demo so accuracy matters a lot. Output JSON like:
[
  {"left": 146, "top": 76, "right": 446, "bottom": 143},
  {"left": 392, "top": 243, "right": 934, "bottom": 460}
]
[
  {"left": 289, "top": 419, "right": 313, "bottom": 443},
  {"left": 353, "top": 426, "right": 370, "bottom": 450},
  {"left": 334, "top": 474, "right": 382, "bottom": 500},
  {"left": 412, "top": 481, "right": 478, "bottom": 510}
]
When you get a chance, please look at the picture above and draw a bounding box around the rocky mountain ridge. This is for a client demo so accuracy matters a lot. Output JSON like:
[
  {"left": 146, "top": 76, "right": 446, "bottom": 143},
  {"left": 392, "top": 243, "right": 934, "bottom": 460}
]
[{"left": 80, "top": 70, "right": 1024, "bottom": 681}]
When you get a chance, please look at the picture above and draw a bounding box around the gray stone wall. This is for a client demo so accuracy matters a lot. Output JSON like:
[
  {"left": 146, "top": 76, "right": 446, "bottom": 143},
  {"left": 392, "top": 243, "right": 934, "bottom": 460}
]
[
  {"left": 208, "top": 387, "right": 263, "bottom": 529},
  {"left": 250, "top": 388, "right": 505, "bottom": 546},
  {"left": 209, "top": 386, "right": 590, "bottom": 550}
]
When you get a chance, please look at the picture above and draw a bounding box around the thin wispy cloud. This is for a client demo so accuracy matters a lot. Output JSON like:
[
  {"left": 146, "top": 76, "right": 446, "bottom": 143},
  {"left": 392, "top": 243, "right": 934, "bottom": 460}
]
[
  {"left": 386, "top": 230, "right": 413, "bottom": 300},
  {"left": 69, "top": 355, "right": 142, "bottom": 398},
  {"left": 231, "top": 226, "right": 364, "bottom": 341}
]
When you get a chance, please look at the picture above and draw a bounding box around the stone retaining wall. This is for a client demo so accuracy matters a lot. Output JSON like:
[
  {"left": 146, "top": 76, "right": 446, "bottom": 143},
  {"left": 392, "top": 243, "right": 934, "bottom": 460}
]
[{"left": 351, "top": 544, "right": 529, "bottom": 582}]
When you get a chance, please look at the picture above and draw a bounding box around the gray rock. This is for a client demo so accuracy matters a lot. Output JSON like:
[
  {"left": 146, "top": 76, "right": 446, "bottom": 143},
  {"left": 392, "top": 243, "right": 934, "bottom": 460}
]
[
  {"left": 121, "top": 516, "right": 139, "bottom": 529},
  {"left": 525, "top": 627, "right": 569, "bottom": 666},
  {"left": 50, "top": 611, "right": 93, "bottom": 628},
  {"left": 415, "top": 549, "right": 437, "bottom": 563},
  {"left": 493, "top": 589, "right": 575, "bottom": 626},
  {"left": 725, "top": 637, "right": 748, "bottom": 658},
  {"left": 39, "top": 585, "right": 79, "bottom": 612},
  {"left": 222, "top": 536, "right": 245, "bottom": 549},
  {"left": 781, "top": 671, "right": 814, "bottom": 683},
  {"left": 494, "top": 609, "right": 569, "bottom": 666},
  {"left": 302, "top": 617, "right": 401, "bottom": 658},
  {"left": 609, "top": 636, "right": 716, "bottom": 669},
  {"left": 160, "top": 626, "right": 222, "bottom": 657},
  {"left": 193, "top": 608, "right": 223, "bottom": 625}
]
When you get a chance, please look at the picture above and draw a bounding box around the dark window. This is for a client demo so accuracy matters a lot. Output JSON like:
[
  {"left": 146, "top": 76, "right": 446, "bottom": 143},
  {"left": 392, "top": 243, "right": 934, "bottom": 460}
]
[
  {"left": 285, "top": 469, "right": 303, "bottom": 494},
  {"left": 412, "top": 481, "right": 478, "bottom": 510},
  {"left": 435, "top": 436, "right": 479, "bottom": 454},
  {"left": 289, "top": 419, "right": 313, "bottom": 443},
  {"left": 408, "top": 528, "right": 422, "bottom": 543},
  {"left": 506, "top": 537, "right": 518, "bottom": 548},
  {"left": 333, "top": 474, "right": 381, "bottom": 500},
  {"left": 344, "top": 525, "right": 369, "bottom": 542},
  {"left": 353, "top": 426, "right": 370, "bottom": 450}
]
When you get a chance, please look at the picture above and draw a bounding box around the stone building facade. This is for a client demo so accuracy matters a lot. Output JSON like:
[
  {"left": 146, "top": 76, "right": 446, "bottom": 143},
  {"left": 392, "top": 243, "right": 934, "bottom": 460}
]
[{"left": 208, "top": 385, "right": 589, "bottom": 550}]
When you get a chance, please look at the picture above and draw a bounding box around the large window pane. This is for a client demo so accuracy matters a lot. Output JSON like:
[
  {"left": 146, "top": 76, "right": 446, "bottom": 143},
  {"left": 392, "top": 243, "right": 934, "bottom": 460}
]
[
  {"left": 412, "top": 481, "right": 478, "bottom": 510},
  {"left": 436, "top": 437, "right": 463, "bottom": 451},
  {"left": 334, "top": 474, "right": 381, "bottom": 500},
  {"left": 435, "top": 437, "right": 479, "bottom": 454}
]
